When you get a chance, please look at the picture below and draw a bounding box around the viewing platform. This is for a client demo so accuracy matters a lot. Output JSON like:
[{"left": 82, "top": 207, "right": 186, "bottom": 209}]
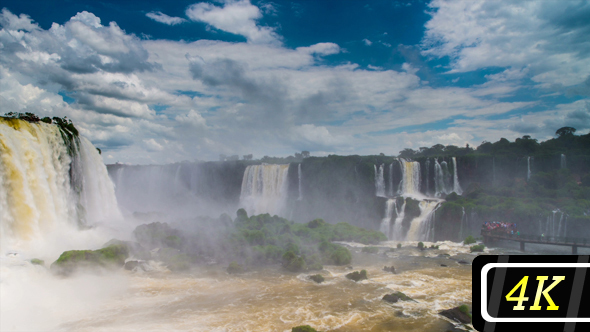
[{"left": 481, "top": 230, "right": 590, "bottom": 254}]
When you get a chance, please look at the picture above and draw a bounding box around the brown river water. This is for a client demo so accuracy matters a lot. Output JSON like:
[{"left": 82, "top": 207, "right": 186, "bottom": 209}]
[{"left": 57, "top": 241, "right": 478, "bottom": 332}]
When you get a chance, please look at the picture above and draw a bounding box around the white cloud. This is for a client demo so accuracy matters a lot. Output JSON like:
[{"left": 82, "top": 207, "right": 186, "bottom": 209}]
[
  {"left": 186, "top": 0, "right": 280, "bottom": 44},
  {"left": 363, "top": 38, "right": 372, "bottom": 46},
  {"left": 146, "top": 11, "right": 187, "bottom": 26},
  {"left": 296, "top": 43, "right": 340, "bottom": 56},
  {"left": 143, "top": 138, "right": 164, "bottom": 151},
  {"left": 422, "top": 0, "right": 590, "bottom": 88}
]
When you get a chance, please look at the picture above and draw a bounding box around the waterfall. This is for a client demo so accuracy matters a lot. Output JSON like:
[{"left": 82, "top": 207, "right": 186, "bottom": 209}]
[
  {"left": 240, "top": 164, "right": 290, "bottom": 216},
  {"left": 397, "top": 158, "right": 421, "bottom": 196},
  {"left": 405, "top": 201, "right": 440, "bottom": 241},
  {"left": 388, "top": 163, "right": 394, "bottom": 197},
  {"left": 561, "top": 154, "right": 566, "bottom": 169},
  {"left": 434, "top": 158, "right": 451, "bottom": 197},
  {"left": 0, "top": 118, "right": 121, "bottom": 250},
  {"left": 452, "top": 157, "right": 462, "bottom": 195},
  {"left": 459, "top": 207, "right": 466, "bottom": 240},
  {"left": 425, "top": 158, "right": 430, "bottom": 196},
  {"left": 374, "top": 164, "right": 385, "bottom": 197},
  {"left": 492, "top": 157, "right": 496, "bottom": 185},
  {"left": 297, "top": 164, "right": 302, "bottom": 201},
  {"left": 391, "top": 199, "right": 406, "bottom": 240},
  {"left": 527, "top": 157, "right": 531, "bottom": 181},
  {"left": 380, "top": 199, "right": 396, "bottom": 239}
]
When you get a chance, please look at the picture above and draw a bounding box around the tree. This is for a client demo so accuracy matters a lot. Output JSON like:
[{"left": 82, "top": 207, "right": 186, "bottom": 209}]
[
  {"left": 301, "top": 151, "right": 310, "bottom": 158},
  {"left": 556, "top": 127, "right": 576, "bottom": 137},
  {"left": 243, "top": 154, "right": 253, "bottom": 160}
]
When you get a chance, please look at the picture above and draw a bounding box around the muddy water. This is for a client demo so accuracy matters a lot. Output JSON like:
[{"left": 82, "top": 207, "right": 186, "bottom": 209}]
[{"left": 60, "top": 241, "right": 479, "bottom": 332}]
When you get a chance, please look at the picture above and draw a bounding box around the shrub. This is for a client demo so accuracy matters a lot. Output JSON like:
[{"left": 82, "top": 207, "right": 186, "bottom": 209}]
[
  {"left": 282, "top": 251, "right": 306, "bottom": 272},
  {"left": 227, "top": 261, "right": 244, "bottom": 274},
  {"left": 30, "top": 258, "right": 44, "bottom": 266},
  {"left": 417, "top": 242, "right": 424, "bottom": 250},
  {"left": 470, "top": 244, "right": 485, "bottom": 253},
  {"left": 361, "top": 246, "right": 379, "bottom": 254},
  {"left": 464, "top": 235, "right": 476, "bottom": 245},
  {"left": 397, "top": 243, "right": 402, "bottom": 249}
]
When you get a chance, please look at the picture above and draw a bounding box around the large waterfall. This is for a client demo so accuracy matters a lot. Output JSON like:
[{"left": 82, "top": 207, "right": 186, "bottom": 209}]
[
  {"left": 397, "top": 158, "right": 421, "bottom": 196},
  {"left": 527, "top": 157, "right": 532, "bottom": 180},
  {"left": 405, "top": 201, "right": 439, "bottom": 241},
  {"left": 0, "top": 118, "right": 121, "bottom": 251},
  {"left": 297, "top": 163, "right": 303, "bottom": 201},
  {"left": 240, "top": 164, "right": 290, "bottom": 216},
  {"left": 452, "top": 157, "right": 462, "bottom": 195}
]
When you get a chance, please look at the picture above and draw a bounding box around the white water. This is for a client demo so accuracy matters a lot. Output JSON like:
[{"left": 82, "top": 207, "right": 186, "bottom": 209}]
[
  {"left": 380, "top": 199, "right": 396, "bottom": 239},
  {"left": 374, "top": 164, "right": 385, "bottom": 197},
  {"left": 405, "top": 201, "right": 440, "bottom": 241},
  {"left": 397, "top": 158, "right": 421, "bottom": 197},
  {"left": 561, "top": 154, "right": 566, "bottom": 169},
  {"left": 527, "top": 157, "right": 532, "bottom": 180},
  {"left": 452, "top": 157, "right": 462, "bottom": 195},
  {"left": 0, "top": 119, "right": 121, "bottom": 255},
  {"left": 388, "top": 163, "right": 394, "bottom": 197},
  {"left": 391, "top": 199, "right": 406, "bottom": 241},
  {"left": 434, "top": 158, "right": 451, "bottom": 197},
  {"left": 240, "top": 164, "right": 290, "bottom": 216}
]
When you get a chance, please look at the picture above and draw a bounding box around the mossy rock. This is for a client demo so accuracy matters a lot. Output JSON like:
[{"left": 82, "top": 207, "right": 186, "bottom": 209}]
[
  {"left": 30, "top": 258, "right": 45, "bottom": 266},
  {"left": 292, "top": 325, "right": 319, "bottom": 332},
  {"left": 397, "top": 243, "right": 402, "bottom": 249},
  {"left": 439, "top": 305, "right": 471, "bottom": 324},
  {"left": 309, "top": 274, "right": 325, "bottom": 283},
  {"left": 383, "top": 266, "right": 396, "bottom": 273},
  {"left": 133, "top": 222, "right": 182, "bottom": 249},
  {"left": 345, "top": 269, "right": 367, "bottom": 282},
  {"left": 227, "top": 261, "right": 244, "bottom": 274},
  {"left": 417, "top": 242, "right": 425, "bottom": 250},
  {"left": 51, "top": 244, "right": 129, "bottom": 276}
]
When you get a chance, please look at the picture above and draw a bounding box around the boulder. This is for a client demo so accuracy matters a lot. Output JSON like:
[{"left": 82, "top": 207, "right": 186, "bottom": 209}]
[
  {"left": 309, "top": 274, "right": 324, "bottom": 283},
  {"left": 383, "top": 266, "right": 396, "bottom": 273},
  {"left": 345, "top": 270, "right": 367, "bottom": 282},
  {"left": 439, "top": 305, "right": 471, "bottom": 324},
  {"left": 292, "top": 326, "right": 319, "bottom": 332},
  {"left": 383, "top": 291, "right": 415, "bottom": 303},
  {"left": 50, "top": 244, "right": 129, "bottom": 276}
]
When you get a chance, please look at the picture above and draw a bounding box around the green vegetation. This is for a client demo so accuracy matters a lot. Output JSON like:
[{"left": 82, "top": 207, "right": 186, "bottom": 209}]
[
  {"left": 470, "top": 244, "right": 485, "bottom": 253},
  {"left": 345, "top": 269, "right": 367, "bottom": 282},
  {"left": 227, "top": 261, "right": 244, "bottom": 274},
  {"left": 417, "top": 242, "right": 424, "bottom": 250},
  {"left": 397, "top": 243, "right": 402, "bottom": 249},
  {"left": 309, "top": 274, "right": 324, "bottom": 283},
  {"left": 464, "top": 236, "right": 476, "bottom": 245},
  {"left": 429, "top": 244, "right": 439, "bottom": 249},
  {"left": 51, "top": 243, "right": 129, "bottom": 276},
  {"left": 361, "top": 246, "right": 379, "bottom": 254},
  {"left": 30, "top": 258, "right": 44, "bottom": 266},
  {"left": 458, "top": 304, "right": 472, "bottom": 320}
]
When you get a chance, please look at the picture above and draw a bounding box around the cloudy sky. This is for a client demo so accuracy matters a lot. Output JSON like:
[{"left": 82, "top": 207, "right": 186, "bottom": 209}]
[{"left": 1, "top": 0, "right": 589, "bottom": 164}]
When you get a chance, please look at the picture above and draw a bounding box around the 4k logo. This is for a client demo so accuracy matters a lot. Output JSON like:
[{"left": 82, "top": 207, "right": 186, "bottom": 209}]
[
  {"left": 505, "top": 275, "right": 565, "bottom": 310},
  {"left": 472, "top": 255, "right": 590, "bottom": 332}
]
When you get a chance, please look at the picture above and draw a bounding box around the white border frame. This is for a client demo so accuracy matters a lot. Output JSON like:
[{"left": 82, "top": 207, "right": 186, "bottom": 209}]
[{"left": 481, "top": 263, "right": 590, "bottom": 322}]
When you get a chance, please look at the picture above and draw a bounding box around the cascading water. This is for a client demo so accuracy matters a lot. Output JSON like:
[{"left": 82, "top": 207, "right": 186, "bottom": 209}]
[
  {"left": 434, "top": 158, "right": 451, "bottom": 197},
  {"left": 405, "top": 201, "right": 440, "bottom": 241},
  {"left": 561, "top": 154, "right": 566, "bottom": 169},
  {"left": 544, "top": 209, "right": 567, "bottom": 238},
  {"left": 388, "top": 163, "right": 394, "bottom": 197},
  {"left": 397, "top": 158, "right": 421, "bottom": 196},
  {"left": 374, "top": 164, "right": 385, "bottom": 197},
  {"left": 452, "top": 157, "right": 462, "bottom": 195},
  {"left": 425, "top": 158, "right": 430, "bottom": 196},
  {"left": 380, "top": 199, "right": 396, "bottom": 239},
  {"left": 0, "top": 118, "right": 121, "bottom": 252},
  {"left": 297, "top": 164, "right": 302, "bottom": 201},
  {"left": 240, "top": 164, "right": 289, "bottom": 216},
  {"left": 391, "top": 199, "right": 406, "bottom": 240}
]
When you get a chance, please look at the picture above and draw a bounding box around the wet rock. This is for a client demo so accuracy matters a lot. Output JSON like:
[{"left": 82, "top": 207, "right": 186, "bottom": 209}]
[
  {"left": 345, "top": 269, "right": 367, "bottom": 282},
  {"left": 30, "top": 258, "right": 44, "bottom": 266},
  {"left": 124, "top": 260, "right": 151, "bottom": 271},
  {"left": 439, "top": 305, "right": 471, "bottom": 324},
  {"left": 309, "top": 274, "right": 324, "bottom": 283},
  {"left": 440, "top": 264, "right": 448, "bottom": 267},
  {"left": 50, "top": 244, "right": 129, "bottom": 276},
  {"left": 457, "top": 260, "right": 469, "bottom": 265},
  {"left": 383, "top": 291, "right": 415, "bottom": 303},
  {"left": 383, "top": 266, "right": 396, "bottom": 273}
]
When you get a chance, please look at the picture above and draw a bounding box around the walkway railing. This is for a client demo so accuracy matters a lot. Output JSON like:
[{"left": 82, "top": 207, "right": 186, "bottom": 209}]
[{"left": 481, "top": 231, "right": 590, "bottom": 246}]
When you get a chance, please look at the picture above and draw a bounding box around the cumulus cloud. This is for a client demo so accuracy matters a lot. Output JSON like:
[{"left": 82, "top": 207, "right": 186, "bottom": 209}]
[
  {"left": 186, "top": 0, "right": 280, "bottom": 44},
  {"left": 422, "top": 0, "right": 590, "bottom": 89},
  {"left": 146, "top": 11, "right": 187, "bottom": 25}
]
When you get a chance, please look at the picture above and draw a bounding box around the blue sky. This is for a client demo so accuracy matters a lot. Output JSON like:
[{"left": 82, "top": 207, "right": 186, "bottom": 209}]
[{"left": 1, "top": 0, "right": 589, "bottom": 164}]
